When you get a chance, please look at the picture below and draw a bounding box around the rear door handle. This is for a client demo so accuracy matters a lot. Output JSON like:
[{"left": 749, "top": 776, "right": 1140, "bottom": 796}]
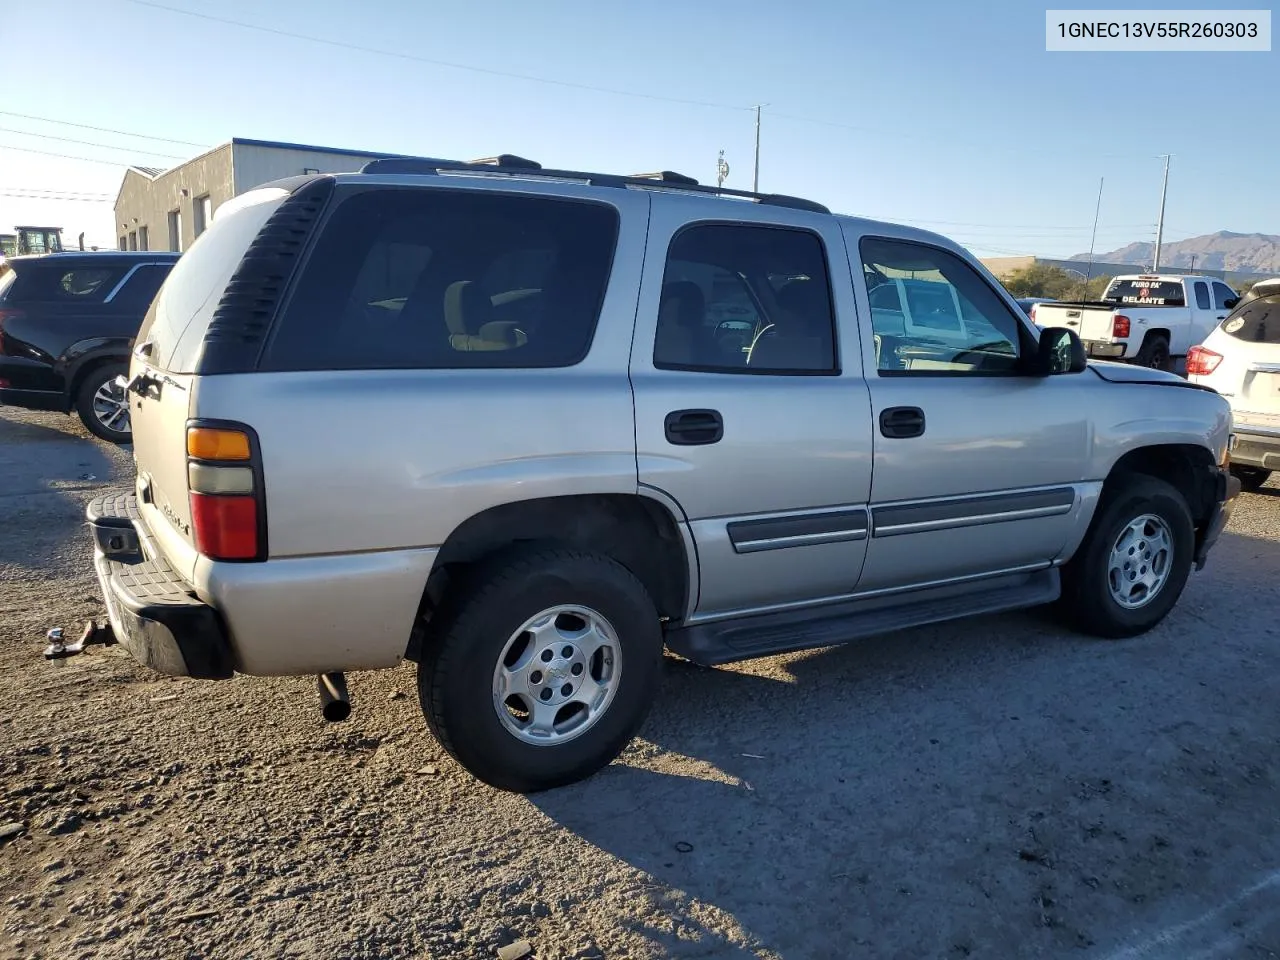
[
  {"left": 880, "top": 406, "right": 925, "bottom": 439},
  {"left": 665, "top": 409, "right": 723, "bottom": 446}
]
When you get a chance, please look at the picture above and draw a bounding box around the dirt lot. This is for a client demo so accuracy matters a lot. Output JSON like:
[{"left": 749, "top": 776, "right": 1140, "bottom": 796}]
[{"left": 2, "top": 405, "right": 1280, "bottom": 960}]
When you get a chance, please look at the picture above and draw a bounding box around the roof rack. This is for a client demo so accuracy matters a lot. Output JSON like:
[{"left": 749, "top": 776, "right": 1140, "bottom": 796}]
[{"left": 358, "top": 155, "right": 829, "bottom": 214}]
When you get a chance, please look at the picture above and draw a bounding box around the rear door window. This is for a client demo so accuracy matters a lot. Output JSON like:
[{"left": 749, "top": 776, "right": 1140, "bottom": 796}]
[
  {"left": 1103, "top": 279, "right": 1186, "bottom": 306},
  {"left": 1194, "top": 282, "right": 1211, "bottom": 310},
  {"left": 136, "top": 188, "right": 288, "bottom": 372},
  {"left": 261, "top": 188, "right": 619, "bottom": 370},
  {"left": 1221, "top": 293, "right": 1280, "bottom": 344}
]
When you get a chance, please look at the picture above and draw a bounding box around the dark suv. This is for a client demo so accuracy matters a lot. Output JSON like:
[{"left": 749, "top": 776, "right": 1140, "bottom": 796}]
[{"left": 0, "top": 251, "right": 178, "bottom": 442}]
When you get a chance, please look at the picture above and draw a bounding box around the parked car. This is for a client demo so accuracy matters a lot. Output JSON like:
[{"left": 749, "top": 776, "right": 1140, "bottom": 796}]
[
  {"left": 0, "top": 251, "right": 179, "bottom": 442},
  {"left": 74, "top": 158, "right": 1239, "bottom": 793},
  {"left": 1031, "top": 274, "right": 1238, "bottom": 370},
  {"left": 1187, "top": 278, "right": 1280, "bottom": 492}
]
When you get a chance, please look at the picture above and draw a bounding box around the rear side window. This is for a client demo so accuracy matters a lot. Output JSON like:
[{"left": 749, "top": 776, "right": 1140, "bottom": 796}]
[
  {"left": 1103, "top": 278, "right": 1186, "bottom": 307},
  {"left": 112, "top": 264, "right": 174, "bottom": 312},
  {"left": 261, "top": 188, "right": 620, "bottom": 371},
  {"left": 1194, "top": 281, "right": 1211, "bottom": 310},
  {"left": 137, "top": 189, "right": 288, "bottom": 372},
  {"left": 8, "top": 264, "right": 127, "bottom": 303},
  {"left": 1221, "top": 293, "right": 1280, "bottom": 344}
]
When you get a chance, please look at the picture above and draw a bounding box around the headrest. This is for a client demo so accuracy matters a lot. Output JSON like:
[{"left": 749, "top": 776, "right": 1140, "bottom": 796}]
[{"left": 443, "top": 280, "right": 493, "bottom": 335}]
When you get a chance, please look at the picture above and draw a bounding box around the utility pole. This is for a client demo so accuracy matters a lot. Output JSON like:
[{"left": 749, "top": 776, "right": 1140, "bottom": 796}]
[
  {"left": 716, "top": 150, "right": 730, "bottom": 189},
  {"left": 1082, "top": 177, "right": 1104, "bottom": 299},
  {"left": 1152, "top": 154, "right": 1171, "bottom": 272},
  {"left": 753, "top": 104, "right": 762, "bottom": 192}
]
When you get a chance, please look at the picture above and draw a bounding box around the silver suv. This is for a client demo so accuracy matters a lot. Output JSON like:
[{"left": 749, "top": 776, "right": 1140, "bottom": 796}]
[{"left": 80, "top": 156, "right": 1240, "bottom": 792}]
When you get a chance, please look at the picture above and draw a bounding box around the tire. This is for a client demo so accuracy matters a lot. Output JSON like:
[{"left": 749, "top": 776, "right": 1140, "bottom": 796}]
[
  {"left": 1135, "top": 335, "right": 1171, "bottom": 371},
  {"left": 1058, "top": 474, "right": 1195, "bottom": 639},
  {"left": 418, "top": 547, "right": 663, "bottom": 793},
  {"left": 74, "top": 362, "right": 131, "bottom": 444},
  {"left": 1230, "top": 464, "right": 1271, "bottom": 492}
]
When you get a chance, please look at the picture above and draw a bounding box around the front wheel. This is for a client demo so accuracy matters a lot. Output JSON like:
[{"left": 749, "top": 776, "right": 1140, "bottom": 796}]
[
  {"left": 1230, "top": 465, "right": 1272, "bottom": 493},
  {"left": 74, "top": 363, "right": 131, "bottom": 444},
  {"left": 418, "top": 547, "right": 663, "bottom": 792},
  {"left": 1058, "top": 475, "right": 1194, "bottom": 638}
]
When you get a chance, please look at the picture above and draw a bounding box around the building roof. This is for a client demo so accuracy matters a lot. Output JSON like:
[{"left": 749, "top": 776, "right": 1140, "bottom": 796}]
[
  {"left": 228, "top": 137, "right": 415, "bottom": 160},
  {"left": 128, "top": 166, "right": 166, "bottom": 179}
]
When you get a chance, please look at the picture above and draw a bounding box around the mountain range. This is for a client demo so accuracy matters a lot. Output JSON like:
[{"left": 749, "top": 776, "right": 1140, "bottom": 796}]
[{"left": 1071, "top": 231, "right": 1280, "bottom": 275}]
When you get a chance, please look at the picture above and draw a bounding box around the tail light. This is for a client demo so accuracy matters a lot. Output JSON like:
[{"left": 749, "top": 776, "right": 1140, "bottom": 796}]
[
  {"left": 186, "top": 424, "right": 266, "bottom": 561},
  {"left": 0, "top": 307, "right": 24, "bottom": 356},
  {"left": 1185, "top": 345, "right": 1223, "bottom": 376},
  {"left": 1112, "top": 315, "right": 1131, "bottom": 338}
]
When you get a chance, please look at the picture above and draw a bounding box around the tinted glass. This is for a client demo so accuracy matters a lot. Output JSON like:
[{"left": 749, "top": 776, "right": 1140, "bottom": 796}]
[
  {"left": 8, "top": 264, "right": 127, "bottom": 303},
  {"left": 138, "top": 189, "right": 287, "bottom": 372},
  {"left": 1213, "top": 282, "right": 1237, "bottom": 311},
  {"left": 1103, "top": 279, "right": 1186, "bottom": 306},
  {"left": 113, "top": 264, "right": 174, "bottom": 312},
  {"left": 1221, "top": 293, "right": 1280, "bottom": 344},
  {"left": 262, "top": 189, "right": 619, "bottom": 371},
  {"left": 653, "top": 224, "right": 836, "bottom": 373},
  {"left": 1194, "top": 281, "right": 1211, "bottom": 310},
  {"left": 861, "top": 238, "right": 1023, "bottom": 375}
]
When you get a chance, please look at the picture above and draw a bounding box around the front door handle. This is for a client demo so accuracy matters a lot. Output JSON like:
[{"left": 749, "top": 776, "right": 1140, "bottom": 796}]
[
  {"left": 665, "top": 409, "right": 723, "bottom": 446},
  {"left": 880, "top": 406, "right": 925, "bottom": 439}
]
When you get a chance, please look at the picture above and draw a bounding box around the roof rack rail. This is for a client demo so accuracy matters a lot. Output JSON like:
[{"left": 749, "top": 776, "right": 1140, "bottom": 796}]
[
  {"left": 630, "top": 170, "right": 699, "bottom": 185},
  {"left": 468, "top": 154, "right": 542, "bottom": 169},
  {"left": 358, "top": 156, "right": 830, "bottom": 214}
]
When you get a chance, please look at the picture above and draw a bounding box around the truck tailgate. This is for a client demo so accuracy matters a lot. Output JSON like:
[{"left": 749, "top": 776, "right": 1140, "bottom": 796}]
[{"left": 1033, "top": 303, "right": 1116, "bottom": 341}]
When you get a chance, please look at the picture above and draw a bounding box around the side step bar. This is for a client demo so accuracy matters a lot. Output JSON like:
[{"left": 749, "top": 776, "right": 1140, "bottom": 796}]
[{"left": 665, "top": 568, "right": 1060, "bottom": 666}]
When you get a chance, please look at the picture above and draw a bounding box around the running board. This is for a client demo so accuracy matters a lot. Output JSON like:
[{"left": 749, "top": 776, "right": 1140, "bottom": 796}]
[{"left": 665, "top": 568, "right": 1060, "bottom": 666}]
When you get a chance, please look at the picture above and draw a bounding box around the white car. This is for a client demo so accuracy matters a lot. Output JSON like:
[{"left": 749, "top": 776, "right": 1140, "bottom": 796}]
[{"left": 1188, "top": 278, "right": 1280, "bottom": 492}]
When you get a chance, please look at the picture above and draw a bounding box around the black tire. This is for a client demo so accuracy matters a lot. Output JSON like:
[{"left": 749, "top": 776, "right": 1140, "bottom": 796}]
[
  {"left": 74, "top": 362, "right": 131, "bottom": 444},
  {"left": 1230, "top": 465, "right": 1272, "bottom": 493},
  {"left": 1058, "top": 474, "right": 1195, "bottom": 639},
  {"left": 1135, "top": 335, "right": 1171, "bottom": 371},
  {"left": 418, "top": 547, "right": 663, "bottom": 793}
]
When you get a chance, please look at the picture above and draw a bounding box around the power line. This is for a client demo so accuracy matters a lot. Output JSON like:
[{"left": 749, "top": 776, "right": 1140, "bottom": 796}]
[
  {"left": 0, "top": 126, "right": 186, "bottom": 161},
  {"left": 0, "top": 191, "right": 112, "bottom": 203},
  {"left": 0, "top": 110, "right": 208, "bottom": 148},
  {"left": 0, "top": 142, "right": 138, "bottom": 167},
  {"left": 2, "top": 186, "right": 114, "bottom": 198},
  {"left": 124, "top": 0, "right": 751, "bottom": 112}
]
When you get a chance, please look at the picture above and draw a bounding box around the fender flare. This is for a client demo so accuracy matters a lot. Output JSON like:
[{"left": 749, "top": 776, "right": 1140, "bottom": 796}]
[{"left": 56, "top": 338, "right": 132, "bottom": 400}]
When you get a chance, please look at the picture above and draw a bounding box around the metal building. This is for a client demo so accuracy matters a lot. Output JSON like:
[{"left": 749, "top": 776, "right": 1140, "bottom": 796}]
[{"left": 113, "top": 138, "right": 411, "bottom": 253}]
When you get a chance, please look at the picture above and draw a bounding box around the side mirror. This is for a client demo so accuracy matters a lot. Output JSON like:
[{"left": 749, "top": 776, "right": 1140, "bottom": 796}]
[
  {"left": 1033, "top": 326, "right": 1088, "bottom": 376},
  {"left": 1223, "top": 297, "right": 1240, "bottom": 309}
]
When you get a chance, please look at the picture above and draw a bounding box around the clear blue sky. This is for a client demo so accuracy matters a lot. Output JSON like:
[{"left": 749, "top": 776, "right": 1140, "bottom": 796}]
[{"left": 2, "top": 0, "right": 1276, "bottom": 257}]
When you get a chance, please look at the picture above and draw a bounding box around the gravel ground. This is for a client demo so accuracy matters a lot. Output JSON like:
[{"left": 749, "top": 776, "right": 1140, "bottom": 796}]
[{"left": 2, "top": 404, "right": 1280, "bottom": 960}]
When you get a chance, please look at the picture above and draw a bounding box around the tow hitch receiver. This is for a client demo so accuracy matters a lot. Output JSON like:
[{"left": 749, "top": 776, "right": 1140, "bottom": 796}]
[{"left": 44, "top": 621, "right": 117, "bottom": 663}]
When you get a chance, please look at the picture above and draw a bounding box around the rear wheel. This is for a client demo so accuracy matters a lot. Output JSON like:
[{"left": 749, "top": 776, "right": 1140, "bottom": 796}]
[
  {"left": 417, "top": 547, "right": 663, "bottom": 792},
  {"left": 74, "top": 363, "right": 131, "bottom": 444},
  {"left": 1231, "top": 465, "right": 1272, "bottom": 492},
  {"left": 1058, "top": 475, "right": 1194, "bottom": 638},
  {"left": 1135, "top": 335, "right": 1171, "bottom": 371}
]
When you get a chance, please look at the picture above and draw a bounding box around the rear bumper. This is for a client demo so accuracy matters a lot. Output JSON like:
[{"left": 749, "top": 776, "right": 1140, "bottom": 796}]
[
  {"left": 1081, "top": 340, "right": 1128, "bottom": 359},
  {"left": 87, "top": 493, "right": 234, "bottom": 679},
  {"left": 1228, "top": 428, "right": 1280, "bottom": 470},
  {"left": 1193, "top": 466, "right": 1242, "bottom": 570}
]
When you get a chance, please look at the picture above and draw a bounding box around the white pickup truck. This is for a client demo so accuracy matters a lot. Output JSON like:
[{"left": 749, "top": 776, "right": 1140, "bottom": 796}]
[{"left": 1031, "top": 274, "right": 1240, "bottom": 370}]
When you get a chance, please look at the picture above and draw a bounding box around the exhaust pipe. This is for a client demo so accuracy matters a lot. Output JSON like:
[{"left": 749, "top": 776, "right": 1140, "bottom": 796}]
[{"left": 317, "top": 672, "right": 351, "bottom": 722}]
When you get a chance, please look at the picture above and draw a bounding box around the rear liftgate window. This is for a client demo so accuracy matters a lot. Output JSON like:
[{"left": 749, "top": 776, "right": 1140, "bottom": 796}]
[
  {"left": 260, "top": 189, "right": 620, "bottom": 370},
  {"left": 1221, "top": 293, "right": 1280, "bottom": 344}
]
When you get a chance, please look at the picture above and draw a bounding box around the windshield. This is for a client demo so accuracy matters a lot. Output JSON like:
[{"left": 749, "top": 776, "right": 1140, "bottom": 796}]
[{"left": 1103, "top": 279, "right": 1186, "bottom": 307}]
